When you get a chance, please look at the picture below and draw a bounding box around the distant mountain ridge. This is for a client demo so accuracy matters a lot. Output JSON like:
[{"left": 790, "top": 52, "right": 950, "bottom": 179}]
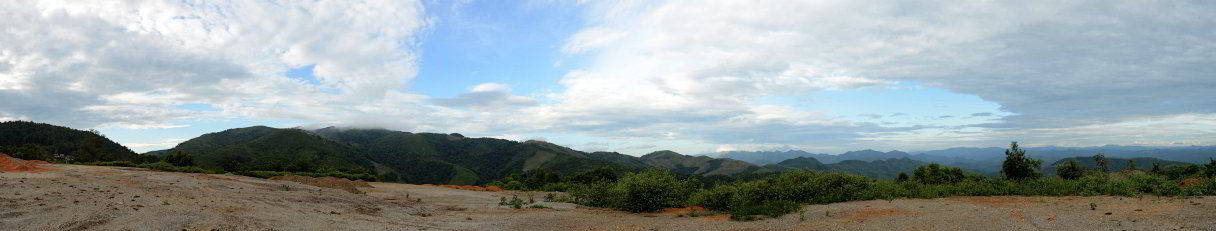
[
  {"left": 150, "top": 126, "right": 964, "bottom": 183},
  {"left": 714, "top": 145, "right": 1216, "bottom": 176},
  {"left": 1043, "top": 156, "right": 1192, "bottom": 176}
]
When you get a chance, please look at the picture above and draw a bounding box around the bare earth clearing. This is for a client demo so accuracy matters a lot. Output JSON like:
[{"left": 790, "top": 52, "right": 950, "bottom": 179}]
[{"left": 3, "top": 164, "right": 1215, "bottom": 231}]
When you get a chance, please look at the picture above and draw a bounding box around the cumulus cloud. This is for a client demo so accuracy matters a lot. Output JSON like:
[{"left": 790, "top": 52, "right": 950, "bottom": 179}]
[
  {"left": 0, "top": 0, "right": 429, "bottom": 129},
  {"left": 543, "top": 0, "right": 1216, "bottom": 152}
]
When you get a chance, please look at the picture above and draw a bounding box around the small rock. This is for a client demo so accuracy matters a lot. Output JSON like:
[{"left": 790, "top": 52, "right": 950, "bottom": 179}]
[{"left": 1105, "top": 212, "right": 1113, "bottom": 215}]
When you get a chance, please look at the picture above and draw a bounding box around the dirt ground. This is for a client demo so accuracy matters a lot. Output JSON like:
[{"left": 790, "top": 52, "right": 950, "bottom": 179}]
[{"left": 3, "top": 164, "right": 1216, "bottom": 231}]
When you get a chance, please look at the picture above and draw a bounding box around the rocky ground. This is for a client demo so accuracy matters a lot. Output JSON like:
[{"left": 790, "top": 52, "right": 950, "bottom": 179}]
[{"left": 3, "top": 163, "right": 1215, "bottom": 231}]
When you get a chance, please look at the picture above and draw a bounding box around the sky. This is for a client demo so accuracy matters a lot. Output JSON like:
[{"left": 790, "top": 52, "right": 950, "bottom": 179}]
[{"left": 2, "top": 0, "right": 1215, "bottom": 155}]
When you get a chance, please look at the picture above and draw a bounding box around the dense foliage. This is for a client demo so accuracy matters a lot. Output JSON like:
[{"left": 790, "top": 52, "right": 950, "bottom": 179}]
[
  {"left": 911, "top": 163, "right": 965, "bottom": 184},
  {"left": 0, "top": 121, "right": 139, "bottom": 162},
  {"left": 542, "top": 143, "right": 1216, "bottom": 221},
  {"left": 567, "top": 169, "right": 701, "bottom": 213},
  {"left": 1001, "top": 142, "right": 1042, "bottom": 180},
  {"left": 1057, "top": 160, "right": 1085, "bottom": 180}
]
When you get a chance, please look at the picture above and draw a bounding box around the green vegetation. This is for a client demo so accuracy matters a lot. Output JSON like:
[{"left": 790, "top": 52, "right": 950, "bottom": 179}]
[
  {"left": 0, "top": 121, "right": 139, "bottom": 162},
  {"left": 88, "top": 161, "right": 222, "bottom": 174},
  {"left": 911, "top": 163, "right": 965, "bottom": 184},
  {"left": 1057, "top": 160, "right": 1085, "bottom": 180},
  {"left": 568, "top": 169, "right": 700, "bottom": 213},
  {"left": 1001, "top": 142, "right": 1042, "bottom": 180},
  {"left": 517, "top": 142, "right": 1216, "bottom": 221}
]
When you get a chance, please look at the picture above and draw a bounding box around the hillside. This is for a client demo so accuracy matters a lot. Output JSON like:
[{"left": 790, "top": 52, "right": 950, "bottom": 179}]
[
  {"left": 639, "top": 150, "right": 764, "bottom": 176},
  {"left": 158, "top": 126, "right": 648, "bottom": 185},
  {"left": 0, "top": 121, "right": 139, "bottom": 162},
  {"left": 165, "top": 126, "right": 375, "bottom": 173},
  {"left": 765, "top": 157, "right": 926, "bottom": 179}
]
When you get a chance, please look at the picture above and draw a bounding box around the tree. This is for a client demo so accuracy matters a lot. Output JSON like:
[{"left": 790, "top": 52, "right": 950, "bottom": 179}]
[
  {"left": 1001, "top": 142, "right": 1042, "bottom": 180},
  {"left": 1206, "top": 159, "right": 1216, "bottom": 178},
  {"left": 912, "top": 163, "right": 964, "bottom": 184},
  {"left": 1092, "top": 154, "right": 1108, "bottom": 173},
  {"left": 164, "top": 150, "right": 195, "bottom": 167},
  {"left": 1126, "top": 159, "right": 1137, "bottom": 171},
  {"left": 896, "top": 172, "right": 910, "bottom": 182},
  {"left": 570, "top": 167, "right": 618, "bottom": 184},
  {"left": 11, "top": 144, "right": 51, "bottom": 161},
  {"left": 1057, "top": 160, "right": 1085, "bottom": 180},
  {"left": 1150, "top": 163, "right": 1162, "bottom": 174}
]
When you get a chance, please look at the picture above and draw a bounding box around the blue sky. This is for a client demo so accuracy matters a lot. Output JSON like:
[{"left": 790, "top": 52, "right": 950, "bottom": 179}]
[{"left": 3, "top": 0, "right": 1215, "bottom": 155}]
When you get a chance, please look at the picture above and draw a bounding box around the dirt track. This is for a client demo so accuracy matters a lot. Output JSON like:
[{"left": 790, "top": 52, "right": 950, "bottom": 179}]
[{"left": 3, "top": 164, "right": 1215, "bottom": 231}]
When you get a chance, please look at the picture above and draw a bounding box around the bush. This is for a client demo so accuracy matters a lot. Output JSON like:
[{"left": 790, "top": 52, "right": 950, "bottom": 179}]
[
  {"left": 569, "top": 169, "right": 699, "bottom": 212},
  {"left": 1057, "top": 160, "right": 1086, "bottom": 180},
  {"left": 912, "top": 163, "right": 964, "bottom": 184},
  {"left": 613, "top": 170, "right": 700, "bottom": 212},
  {"left": 163, "top": 151, "right": 194, "bottom": 167}
]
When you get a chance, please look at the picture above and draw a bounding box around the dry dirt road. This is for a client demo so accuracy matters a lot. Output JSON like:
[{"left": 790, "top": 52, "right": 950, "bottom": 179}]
[{"left": 3, "top": 164, "right": 1215, "bottom": 231}]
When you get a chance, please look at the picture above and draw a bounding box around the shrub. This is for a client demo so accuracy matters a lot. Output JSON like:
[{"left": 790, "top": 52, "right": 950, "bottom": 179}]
[
  {"left": 163, "top": 151, "right": 194, "bottom": 167},
  {"left": 569, "top": 170, "right": 699, "bottom": 212},
  {"left": 912, "top": 163, "right": 964, "bottom": 184},
  {"left": 612, "top": 170, "right": 700, "bottom": 212},
  {"left": 1057, "top": 160, "right": 1086, "bottom": 180}
]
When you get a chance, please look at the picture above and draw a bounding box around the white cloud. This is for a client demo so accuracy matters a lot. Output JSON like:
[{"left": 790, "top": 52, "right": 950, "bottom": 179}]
[
  {"left": 0, "top": 0, "right": 430, "bottom": 129},
  {"left": 536, "top": 0, "right": 1216, "bottom": 153},
  {"left": 561, "top": 27, "right": 627, "bottom": 54}
]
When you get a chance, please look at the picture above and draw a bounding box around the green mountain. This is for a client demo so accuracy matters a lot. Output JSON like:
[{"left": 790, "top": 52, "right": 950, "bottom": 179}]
[
  {"left": 0, "top": 121, "right": 138, "bottom": 162},
  {"left": 1044, "top": 156, "right": 1193, "bottom": 175},
  {"left": 164, "top": 126, "right": 374, "bottom": 173},
  {"left": 158, "top": 126, "right": 648, "bottom": 185},
  {"left": 639, "top": 150, "right": 764, "bottom": 176},
  {"left": 766, "top": 157, "right": 926, "bottom": 179}
]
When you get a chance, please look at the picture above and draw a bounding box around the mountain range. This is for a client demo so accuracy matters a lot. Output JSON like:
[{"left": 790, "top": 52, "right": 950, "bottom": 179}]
[{"left": 4, "top": 121, "right": 1214, "bottom": 185}]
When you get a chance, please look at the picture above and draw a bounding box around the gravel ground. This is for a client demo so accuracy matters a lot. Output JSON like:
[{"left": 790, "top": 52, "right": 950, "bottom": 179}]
[{"left": 3, "top": 164, "right": 1215, "bottom": 231}]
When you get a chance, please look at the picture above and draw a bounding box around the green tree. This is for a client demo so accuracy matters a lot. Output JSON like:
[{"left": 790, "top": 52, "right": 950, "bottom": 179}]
[
  {"left": 164, "top": 150, "right": 195, "bottom": 167},
  {"left": 912, "top": 163, "right": 964, "bottom": 184},
  {"left": 570, "top": 167, "right": 618, "bottom": 184},
  {"left": 1093, "top": 154, "right": 1108, "bottom": 173},
  {"left": 11, "top": 144, "right": 51, "bottom": 161},
  {"left": 1150, "top": 163, "right": 1162, "bottom": 174},
  {"left": 1126, "top": 159, "right": 1137, "bottom": 171},
  {"left": 1206, "top": 159, "right": 1216, "bottom": 178},
  {"left": 896, "top": 172, "right": 910, "bottom": 182},
  {"left": 1001, "top": 142, "right": 1041, "bottom": 180},
  {"left": 1057, "top": 160, "right": 1085, "bottom": 180}
]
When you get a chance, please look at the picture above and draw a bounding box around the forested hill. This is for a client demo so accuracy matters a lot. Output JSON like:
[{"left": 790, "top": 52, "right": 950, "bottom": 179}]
[
  {"left": 0, "top": 121, "right": 138, "bottom": 162},
  {"left": 764, "top": 156, "right": 927, "bottom": 179},
  {"left": 156, "top": 126, "right": 649, "bottom": 185}
]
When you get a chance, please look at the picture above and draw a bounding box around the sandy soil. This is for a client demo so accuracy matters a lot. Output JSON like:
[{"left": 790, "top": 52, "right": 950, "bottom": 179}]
[{"left": 3, "top": 164, "right": 1215, "bottom": 231}]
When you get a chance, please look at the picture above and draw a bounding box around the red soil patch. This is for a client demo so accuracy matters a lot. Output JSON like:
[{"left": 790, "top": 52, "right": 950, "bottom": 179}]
[
  {"left": 660, "top": 206, "right": 707, "bottom": 215},
  {"left": 0, "top": 153, "right": 53, "bottom": 173},
  {"left": 951, "top": 196, "right": 1037, "bottom": 208},
  {"left": 270, "top": 175, "right": 371, "bottom": 194},
  {"left": 1179, "top": 178, "right": 1204, "bottom": 188},
  {"left": 849, "top": 208, "right": 915, "bottom": 222}
]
